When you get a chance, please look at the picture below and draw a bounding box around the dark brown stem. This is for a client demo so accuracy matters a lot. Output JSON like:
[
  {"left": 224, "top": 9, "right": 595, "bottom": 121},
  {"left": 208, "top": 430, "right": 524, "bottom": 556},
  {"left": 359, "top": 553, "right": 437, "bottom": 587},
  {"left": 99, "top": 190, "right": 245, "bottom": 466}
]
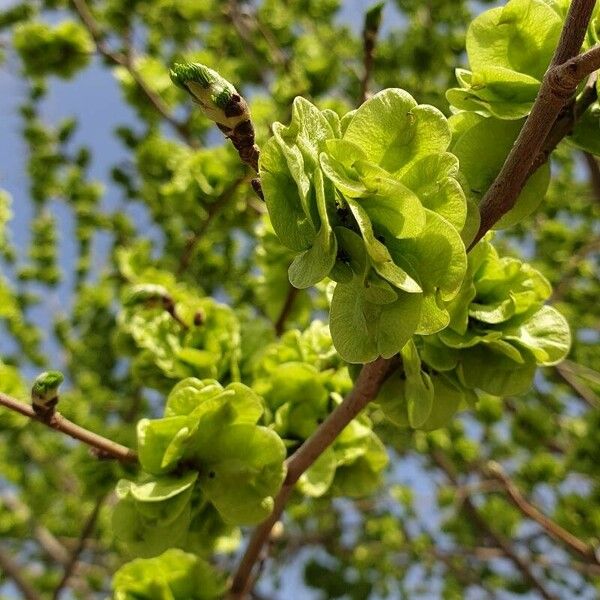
[
  {"left": 432, "top": 451, "right": 558, "bottom": 600},
  {"left": 484, "top": 462, "right": 600, "bottom": 565},
  {"left": 273, "top": 285, "right": 300, "bottom": 336},
  {"left": 582, "top": 151, "right": 600, "bottom": 204},
  {"left": 471, "top": 0, "right": 598, "bottom": 247},
  {"left": 228, "top": 357, "right": 394, "bottom": 598},
  {"left": 52, "top": 495, "right": 106, "bottom": 599},
  {"left": 0, "top": 391, "right": 138, "bottom": 463},
  {"left": 359, "top": 3, "right": 383, "bottom": 105},
  {"left": 0, "top": 547, "right": 42, "bottom": 600}
]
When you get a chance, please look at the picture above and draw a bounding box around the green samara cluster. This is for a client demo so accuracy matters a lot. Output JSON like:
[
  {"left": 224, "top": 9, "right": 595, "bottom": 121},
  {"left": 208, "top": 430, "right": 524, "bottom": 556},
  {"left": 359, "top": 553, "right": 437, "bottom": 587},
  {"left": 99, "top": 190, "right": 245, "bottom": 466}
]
[
  {"left": 251, "top": 322, "right": 388, "bottom": 498},
  {"left": 112, "top": 549, "right": 226, "bottom": 600},
  {"left": 261, "top": 89, "right": 477, "bottom": 363},
  {"left": 377, "top": 239, "right": 571, "bottom": 430},
  {"left": 113, "top": 379, "right": 286, "bottom": 557}
]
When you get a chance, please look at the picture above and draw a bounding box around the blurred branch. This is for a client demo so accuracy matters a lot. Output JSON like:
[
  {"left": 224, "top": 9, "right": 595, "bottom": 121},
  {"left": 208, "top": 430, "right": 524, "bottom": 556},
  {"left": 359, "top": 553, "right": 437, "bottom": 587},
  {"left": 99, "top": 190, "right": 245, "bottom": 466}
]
[
  {"left": 555, "top": 361, "right": 600, "bottom": 408},
  {"left": 53, "top": 494, "right": 106, "bottom": 599},
  {"left": 274, "top": 285, "right": 300, "bottom": 336},
  {"left": 228, "top": 357, "right": 395, "bottom": 599},
  {"left": 178, "top": 175, "right": 247, "bottom": 275},
  {"left": 2, "top": 495, "right": 70, "bottom": 566},
  {"left": 360, "top": 2, "right": 384, "bottom": 105},
  {"left": 472, "top": 0, "right": 599, "bottom": 247},
  {"left": 483, "top": 461, "right": 600, "bottom": 565},
  {"left": 431, "top": 451, "right": 558, "bottom": 600},
  {"left": 0, "top": 391, "right": 138, "bottom": 464},
  {"left": 582, "top": 151, "right": 600, "bottom": 204},
  {"left": 550, "top": 237, "right": 600, "bottom": 301},
  {"left": 0, "top": 547, "right": 41, "bottom": 600},
  {"left": 70, "top": 0, "right": 195, "bottom": 145}
]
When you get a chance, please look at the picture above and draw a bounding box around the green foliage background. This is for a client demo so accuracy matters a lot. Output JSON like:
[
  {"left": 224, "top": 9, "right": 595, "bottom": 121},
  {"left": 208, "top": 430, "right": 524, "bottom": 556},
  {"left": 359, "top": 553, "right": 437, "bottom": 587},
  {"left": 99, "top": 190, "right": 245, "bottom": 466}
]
[{"left": 0, "top": 0, "right": 599, "bottom": 598}]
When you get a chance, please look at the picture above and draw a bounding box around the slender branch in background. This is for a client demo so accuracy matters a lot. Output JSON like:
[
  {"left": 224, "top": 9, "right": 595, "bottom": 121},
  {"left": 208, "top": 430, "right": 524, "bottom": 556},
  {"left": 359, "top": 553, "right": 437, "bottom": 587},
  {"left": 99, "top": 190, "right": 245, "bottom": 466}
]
[
  {"left": 551, "top": 237, "right": 600, "bottom": 301},
  {"left": 274, "top": 285, "right": 300, "bottom": 336},
  {"left": 431, "top": 451, "right": 558, "bottom": 600},
  {"left": 53, "top": 494, "right": 106, "bottom": 600},
  {"left": 0, "top": 547, "right": 42, "bottom": 600},
  {"left": 359, "top": 2, "right": 384, "bottom": 105},
  {"left": 472, "top": 0, "right": 598, "bottom": 246},
  {"left": 228, "top": 357, "right": 395, "bottom": 599},
  {"left": 178, "top": 176, "right": 247, "bottom": 274},
  {"left": 483, "top": 462, "right": 600, "bottom": 565},
  {"left": 555, "top": 361, "right": 600, "bottom": 408},
  {"left": 0, "top": 391, "right": 138, "bottom": 463},
  {"left": 582, "top": 151, "right": 600, "bottom": 204},
  {"left": 2, "top": 495, "right": 71, "bottom": 565},
  {"left": 70, "top": 0, "right": 195, "bottom": 146}
]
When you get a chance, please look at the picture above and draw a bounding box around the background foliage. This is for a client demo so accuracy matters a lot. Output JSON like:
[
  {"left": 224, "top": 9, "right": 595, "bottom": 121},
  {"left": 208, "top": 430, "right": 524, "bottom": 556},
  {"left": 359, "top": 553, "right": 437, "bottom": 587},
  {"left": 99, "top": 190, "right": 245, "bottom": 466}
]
[{"left": 0, "top": 0, "right": 599, "bottom": 598}]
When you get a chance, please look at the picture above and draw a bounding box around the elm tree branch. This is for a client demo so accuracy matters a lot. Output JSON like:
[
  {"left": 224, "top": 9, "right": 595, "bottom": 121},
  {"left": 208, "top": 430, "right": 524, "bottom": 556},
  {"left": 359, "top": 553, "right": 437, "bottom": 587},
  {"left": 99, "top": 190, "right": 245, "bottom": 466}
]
[
  {"left": 70, "top": 0, "right": 194, "bottom": 146},
  {"left": 582, "top": 151, "right": 600, "bottom": 203},
  {"left": 0, "top": 391, "right": 138, "bottom": 464},
  {"left": 178, "top": 175, "right": 247, "bottom": 274},
  {"left": 360, "top": 2, "right": 384, "bottom": 105},
  {"left": 484, "top": 461, "right": 600, "bottom": 565},
  {"left": 0, "top": 547, "right": 41, "bottom": 600},
  {"left": 431, "top": 451, "right": 557, "bottom": 600},
  {"left": 273, "top": 285, "right": 300, "bottom": 336},
  {"left": 228, "top": 356, "right": 395, "bottom": 598},
  {"left": 472, "top": 0, "right": 599, "bottom": 247},
  {"left": 53, "top": 494, "right": 106, "bottom": 600}
]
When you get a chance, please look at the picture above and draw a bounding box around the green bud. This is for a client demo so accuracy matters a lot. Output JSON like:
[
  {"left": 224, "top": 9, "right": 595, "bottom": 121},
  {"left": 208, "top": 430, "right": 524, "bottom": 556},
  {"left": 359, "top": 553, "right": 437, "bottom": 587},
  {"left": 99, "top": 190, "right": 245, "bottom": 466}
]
[
  {"left": 170, "top": 62, "right": 250, "bottom": 131},
  {"left": 31, "top": 370, "right": 64, "bottom": 412}
]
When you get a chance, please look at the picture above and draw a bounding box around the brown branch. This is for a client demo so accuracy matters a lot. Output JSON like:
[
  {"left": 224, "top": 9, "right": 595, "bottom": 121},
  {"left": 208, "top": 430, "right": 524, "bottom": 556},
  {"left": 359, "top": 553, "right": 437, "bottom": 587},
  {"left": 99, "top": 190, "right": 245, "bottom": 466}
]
[
  {"left": 471, "top": 0, "right": 598, "bottom": 247},
  {"left": 360, "top": 2, "right": 384, "bottom": 105},
  {"left": 70, "top": 0, "right": 194, "bottom": 145},
  {"left": 52, "top": 495, "right": 106, "bottom": 599},
  {"left": 582, "top": 151, "right": 600, "bottom": 204},
  {"left": 555, "top": 361, "right": 600, "bottom": 408},
  {"left": 431, "top": 451, "right": 558, "bottom": 600},
  {"left": 273, "top": 285, "right": 300, "bottom": 336},
  {"left": 484, "top": 462, "right": 600, "bottom": 565},
  {"left": 177, "top": 176, "right": 246, "bottom": 274},
  {"left": 550, "top": 237, "right": 600, "bottom": 301},
  {"left": 0, "top": 547, "right": 41, "bottom": 600},
  {"left": 228, "top": 357, "right": 394, "bottom": 598},
  {"left": 0, "top": 391, "right": 138, "bottom": 463}
]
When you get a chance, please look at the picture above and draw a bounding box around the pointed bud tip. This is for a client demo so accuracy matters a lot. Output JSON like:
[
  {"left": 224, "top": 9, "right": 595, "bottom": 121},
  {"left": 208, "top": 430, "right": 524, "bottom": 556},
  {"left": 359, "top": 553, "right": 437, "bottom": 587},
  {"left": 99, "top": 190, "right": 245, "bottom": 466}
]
[{"left": 169, "top": 61, "right": 215, "bottom": 89}]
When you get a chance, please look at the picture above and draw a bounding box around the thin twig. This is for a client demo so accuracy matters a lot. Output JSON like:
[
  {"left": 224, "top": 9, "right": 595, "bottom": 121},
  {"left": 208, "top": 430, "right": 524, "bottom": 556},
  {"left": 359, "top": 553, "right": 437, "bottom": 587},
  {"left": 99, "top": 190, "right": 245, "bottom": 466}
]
[
  {"left": 0, "top": 391, "right": 138, "bottom": 463},
  {"left": 582, "top": 151, "right": 600, "bottom": 204},
  {"left": 177, "top": 176, "right": 246, "bottom": 274},
  {"left": 228, "top": 357, "right": 394, "bottom": 598},
  {"left": 273, "top": 285, "right": 300, "bottom": 336},
  {"left": 555, "top": 361, "right": 600, "bottom": 408},
  {"left": 431, "top": 451, "right": 557, "bottom": 600},
  {"left": 70, "top": 0, "right": 194, "bottom": 145},
  {"left": 472, "top": 1, "right": 598, "bottom": 247},
  {"left": 550, "top": 237, "right": 600, "bottom": 301},
  {"left": 360, "top": 2, "right": 384, "bottom": 105},
  {"left": 484, "top": 462, "right": 600, "bottom": 565},
  {"left": 0, "top": 547, "right": 41, "bottom": 600},
  {"left": 53, "top": 495, "right": 106, "bottom": 599}
]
